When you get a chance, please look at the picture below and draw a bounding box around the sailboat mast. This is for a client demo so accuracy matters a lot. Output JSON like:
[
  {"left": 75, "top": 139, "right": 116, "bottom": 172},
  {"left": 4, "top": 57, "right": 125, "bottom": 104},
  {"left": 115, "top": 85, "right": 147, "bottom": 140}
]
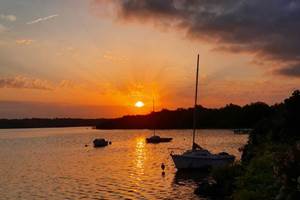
[
  {"left": 192, "top": 54, "right": 200, "bottom": 150},
  {"left": 153, "top": 97, "right": 155, "bottom": 136}
]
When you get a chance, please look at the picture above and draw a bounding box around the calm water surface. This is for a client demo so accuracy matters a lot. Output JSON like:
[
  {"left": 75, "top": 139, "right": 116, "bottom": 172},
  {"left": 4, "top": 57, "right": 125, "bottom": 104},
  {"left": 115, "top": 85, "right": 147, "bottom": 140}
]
[{"left": 0, "top": 128, "right": 248, "bottom": 200}]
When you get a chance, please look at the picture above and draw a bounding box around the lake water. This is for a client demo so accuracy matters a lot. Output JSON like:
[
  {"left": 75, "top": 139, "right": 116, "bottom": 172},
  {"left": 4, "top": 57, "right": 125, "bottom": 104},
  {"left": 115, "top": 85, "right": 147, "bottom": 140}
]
[{"left": 0, "top": 128, "right": 248, "bottom": 200}]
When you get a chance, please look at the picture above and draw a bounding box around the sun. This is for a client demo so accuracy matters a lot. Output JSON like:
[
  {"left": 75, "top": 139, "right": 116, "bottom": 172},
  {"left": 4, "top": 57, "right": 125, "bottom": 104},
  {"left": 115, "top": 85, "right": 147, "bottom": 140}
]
[{"left": 135, "top": 101, "right": 144, "bottom": 108}]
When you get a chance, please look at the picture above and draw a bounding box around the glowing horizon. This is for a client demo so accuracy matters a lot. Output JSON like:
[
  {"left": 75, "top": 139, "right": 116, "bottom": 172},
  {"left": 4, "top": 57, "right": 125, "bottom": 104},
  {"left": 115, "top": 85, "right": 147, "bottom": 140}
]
[{"left": 0, "top": 0, "right": 300, "bottom": 118}]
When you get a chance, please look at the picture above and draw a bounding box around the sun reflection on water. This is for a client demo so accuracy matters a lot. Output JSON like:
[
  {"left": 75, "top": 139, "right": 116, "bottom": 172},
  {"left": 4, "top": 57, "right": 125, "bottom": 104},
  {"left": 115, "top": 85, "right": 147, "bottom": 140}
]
[
  {"left": 135, "top": 137, "right": 146, "bottom": 171},
  {"left": 128, "top": 137, "right": 147, "bottom": 190}
]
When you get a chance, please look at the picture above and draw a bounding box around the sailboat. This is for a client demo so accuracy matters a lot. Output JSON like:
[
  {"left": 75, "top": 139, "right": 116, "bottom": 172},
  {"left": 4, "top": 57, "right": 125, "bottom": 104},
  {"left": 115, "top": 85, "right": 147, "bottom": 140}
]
[
  {"left": 146, "top": 98, "right": 173, "bottom": 144},
  {"left": 170, "top": 55, "right": 235, "bottom": 169}
]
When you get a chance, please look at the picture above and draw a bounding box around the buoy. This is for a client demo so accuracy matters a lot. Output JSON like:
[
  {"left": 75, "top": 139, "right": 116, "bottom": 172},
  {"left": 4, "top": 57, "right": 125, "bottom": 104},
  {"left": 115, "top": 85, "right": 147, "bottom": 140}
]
[{"left": 161, "top": 163, "right": 165, "bottom": 171}]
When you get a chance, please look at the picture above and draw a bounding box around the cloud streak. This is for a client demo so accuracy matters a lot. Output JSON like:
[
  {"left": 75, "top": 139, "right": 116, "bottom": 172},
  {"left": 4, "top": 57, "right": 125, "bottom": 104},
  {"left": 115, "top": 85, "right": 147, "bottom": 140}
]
[
  {"left": 93, "top": 0, "right": 300, "bottom": 77},
  {"left": 0, "top": 14, "right": 16, "bottom": 22},
  {"left": 15, "top": 39, "right": 34, "bottom": 45},
  {"left": 26, "top": 14, "right": 59, "bottom": 25},
  {"left": 0, "top": 76, "right": 53, "bottom": 90},
  {"left": 275, "top": 64, "right": 300, "bottom": 77}
]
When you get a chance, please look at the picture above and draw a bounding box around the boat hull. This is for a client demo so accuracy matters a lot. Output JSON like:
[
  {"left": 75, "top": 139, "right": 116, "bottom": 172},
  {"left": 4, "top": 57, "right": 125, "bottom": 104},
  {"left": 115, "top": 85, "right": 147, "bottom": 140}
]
[
  {"left": 93, "top": 139, "right": 109, "bottom": 148},
  {"left": 146, "top": 137, "right": 172, "bottom": 144},
  {"left": 171, "top": 154, "right": 234, "bottom": 169}
]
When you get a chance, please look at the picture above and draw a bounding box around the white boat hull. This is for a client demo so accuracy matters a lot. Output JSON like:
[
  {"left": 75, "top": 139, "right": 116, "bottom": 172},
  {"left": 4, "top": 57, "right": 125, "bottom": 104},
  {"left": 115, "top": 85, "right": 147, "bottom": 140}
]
[{"left": 171, "top": 154, "right": 234, "bottom": 169}]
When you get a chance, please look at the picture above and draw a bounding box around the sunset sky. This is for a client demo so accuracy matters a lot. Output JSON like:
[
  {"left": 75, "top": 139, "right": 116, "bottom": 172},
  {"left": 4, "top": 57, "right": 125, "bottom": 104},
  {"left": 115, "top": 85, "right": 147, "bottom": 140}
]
[{"left": 1, "top": 0, "right": 300, "bottom": 118}]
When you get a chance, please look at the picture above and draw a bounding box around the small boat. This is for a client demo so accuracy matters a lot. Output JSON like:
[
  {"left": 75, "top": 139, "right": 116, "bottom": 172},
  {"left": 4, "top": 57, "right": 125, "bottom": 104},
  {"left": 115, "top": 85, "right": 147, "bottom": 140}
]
[
  {"left": 146, "top": 98, "right": 173, "bottom": 144},
  {"left": 146, "top": 135, "right": 173, "bottom": 143},
  {"left": 233, "top": 128, "right": 252, "bottom": 134},
  {"left": 170, "top": 55, "right": 235, "bottom": 169},
  {"left": 93, "top": 138, "right": 110, "bottom": 148}
]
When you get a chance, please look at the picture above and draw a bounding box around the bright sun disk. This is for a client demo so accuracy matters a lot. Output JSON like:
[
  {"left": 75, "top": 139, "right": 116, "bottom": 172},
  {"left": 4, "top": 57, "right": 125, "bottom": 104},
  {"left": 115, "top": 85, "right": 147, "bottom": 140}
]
[{"left": 135, "top": 101, "right": 144, "bottom": 108}]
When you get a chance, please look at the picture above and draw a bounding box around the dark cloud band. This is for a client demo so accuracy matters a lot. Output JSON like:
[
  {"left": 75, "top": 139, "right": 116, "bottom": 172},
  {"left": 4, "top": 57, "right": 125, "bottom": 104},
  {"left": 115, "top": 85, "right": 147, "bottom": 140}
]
[
  {"left": 276, "top": 64, "right": 300, "bottom": 77},
  {"left": 94, "top": 0, "right": 300, "bottom": 77}
]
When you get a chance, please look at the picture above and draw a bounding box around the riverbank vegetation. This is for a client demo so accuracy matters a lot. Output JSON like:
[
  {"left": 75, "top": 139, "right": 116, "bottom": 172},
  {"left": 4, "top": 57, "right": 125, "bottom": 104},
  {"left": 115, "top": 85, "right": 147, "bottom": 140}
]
[{"left": 196, "top": 90, "right": 300, "bottom": 199}]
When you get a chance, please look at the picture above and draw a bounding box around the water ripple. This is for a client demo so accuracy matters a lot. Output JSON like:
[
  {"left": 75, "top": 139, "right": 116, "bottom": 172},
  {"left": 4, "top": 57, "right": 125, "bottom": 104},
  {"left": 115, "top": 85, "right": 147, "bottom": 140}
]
[{"left": 0, "top": 128, "right": 247, "bottom": 200}]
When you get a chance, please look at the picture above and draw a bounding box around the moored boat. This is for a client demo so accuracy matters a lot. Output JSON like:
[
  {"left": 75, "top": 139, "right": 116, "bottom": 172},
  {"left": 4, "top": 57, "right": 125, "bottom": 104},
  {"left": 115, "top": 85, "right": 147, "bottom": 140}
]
[
  {"left": 146, "top": 135, "right": 173, "bottom": 143},
  {"left": 93, "top": 138, "right": 110, "bottom": 148},
  {"left": 171, "top": 146, "right": 235, "bottom": 169},
  {"left": 233, "top": 128, "right": 252, "bottom": 134},
  {"left": 146, "top": 98, "right": 173, "bottom": 144},
  {"left": 170, "top": 55, "right": 235, "bottom": 169}
]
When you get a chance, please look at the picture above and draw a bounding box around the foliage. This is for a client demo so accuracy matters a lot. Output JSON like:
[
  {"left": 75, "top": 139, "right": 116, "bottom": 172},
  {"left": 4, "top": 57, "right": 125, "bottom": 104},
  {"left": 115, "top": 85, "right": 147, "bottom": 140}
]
[
  {"left": 96, "top": 102, "right": 273, "bottom": 129},
  {"left": 210, "top": 164, "right": 243, "bottom": 197},
  {"left": 234, "top": 90, "right": 300, "bottom": 200},
  {"left": 195, "top": 90, "right": 300, "bottom": 200},
  {"left": 234, "top": 147, "right": 280, "bottom": 200}
]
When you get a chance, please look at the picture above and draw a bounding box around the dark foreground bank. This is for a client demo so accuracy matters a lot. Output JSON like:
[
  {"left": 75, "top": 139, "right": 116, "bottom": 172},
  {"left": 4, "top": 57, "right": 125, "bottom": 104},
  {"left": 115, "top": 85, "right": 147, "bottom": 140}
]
[{"left": 195, "top": 90, "right": 300, "bottom": 200}]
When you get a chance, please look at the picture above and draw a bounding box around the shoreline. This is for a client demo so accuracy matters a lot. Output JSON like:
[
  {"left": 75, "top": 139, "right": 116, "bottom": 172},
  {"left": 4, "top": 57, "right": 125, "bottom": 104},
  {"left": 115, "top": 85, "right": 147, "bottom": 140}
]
[{"left": 0, "top": 126, "right": 251, "bottom": 131}]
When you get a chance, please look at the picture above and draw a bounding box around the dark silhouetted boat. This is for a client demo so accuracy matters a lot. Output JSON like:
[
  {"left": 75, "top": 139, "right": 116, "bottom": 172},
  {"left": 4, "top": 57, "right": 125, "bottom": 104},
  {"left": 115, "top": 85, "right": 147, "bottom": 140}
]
[
  {"left": 233, "top": 128, "right": 252, "bottom": 134},
  {"left": 146, "top": 98, "right": 173, "bottom": 144},
  {"left": 146, "top": 135, "right": 172, "bottom": 143},
  {"left": 170, "top": 55, "right": 235, "bottom": 169},
  {"left": 93, "top": 138, "right": 110, "bottom": 148}
]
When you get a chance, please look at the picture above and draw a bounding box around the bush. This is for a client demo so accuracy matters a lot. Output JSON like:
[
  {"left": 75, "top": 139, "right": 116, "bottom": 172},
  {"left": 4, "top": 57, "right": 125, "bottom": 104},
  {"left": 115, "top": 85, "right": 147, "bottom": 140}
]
[
  {"left": 234, "top": 149, "right": 280, "bottom": 200},
  {"left": 211, "top": 164, "right": 243, "bottom": 196}
]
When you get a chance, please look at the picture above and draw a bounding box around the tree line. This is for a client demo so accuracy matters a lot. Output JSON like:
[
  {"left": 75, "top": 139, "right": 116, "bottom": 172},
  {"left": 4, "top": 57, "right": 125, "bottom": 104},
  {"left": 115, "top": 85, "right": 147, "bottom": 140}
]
[
  {"left": 95, "top": 101, "right": 279, "bottom": 129},
  {"left": 0, "top": 99, "right": 285, "bottom": 129}
]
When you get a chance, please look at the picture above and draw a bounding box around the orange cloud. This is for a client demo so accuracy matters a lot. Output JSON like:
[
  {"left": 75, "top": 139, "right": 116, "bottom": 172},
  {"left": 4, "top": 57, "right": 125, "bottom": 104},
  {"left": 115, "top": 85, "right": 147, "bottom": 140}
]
[
  {"left": 0, "top": 76, "right": 54, "bottom": 90},
  {"left": 15, "top": 39, "right": 34, "bottom": 45}
]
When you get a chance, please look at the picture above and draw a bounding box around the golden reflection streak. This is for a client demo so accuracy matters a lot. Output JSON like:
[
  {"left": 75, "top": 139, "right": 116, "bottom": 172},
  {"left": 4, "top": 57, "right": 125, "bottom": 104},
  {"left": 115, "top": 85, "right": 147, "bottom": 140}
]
[
  {"left": 135, "top": 137, "right": 146, "bottom": 171},
  {"left": 128, "top": 137, "right": 147, "bottom": 188}
]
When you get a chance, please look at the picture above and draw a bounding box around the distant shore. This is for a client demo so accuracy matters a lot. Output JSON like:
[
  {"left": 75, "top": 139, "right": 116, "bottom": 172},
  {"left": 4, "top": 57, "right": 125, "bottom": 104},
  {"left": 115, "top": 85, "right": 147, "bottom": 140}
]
[{"left": 0, "top": 102, "right": 275, "bottom": 129}]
